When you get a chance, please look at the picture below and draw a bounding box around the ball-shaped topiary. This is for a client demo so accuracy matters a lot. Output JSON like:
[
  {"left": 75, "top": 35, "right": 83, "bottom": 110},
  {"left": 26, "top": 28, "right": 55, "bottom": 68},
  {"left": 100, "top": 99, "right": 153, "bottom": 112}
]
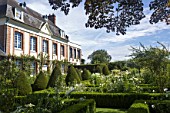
[
  {"left": 65, "top": 66, "right": 80, "bottom": 86},
  {"left": 33, "top": 71, "right": 48, "bottom": 91},
  {"left": 15, "top": 71, "right": 32, "bottom": 96},
  {"left": 82, "top": 68, "right": 91, "bottom": 80},
  {"left": 102, "top": 65, "right": 110, "bottom": 75},
  {"left": 96, "top": 65, "right": 102, "bottom": 74},
  {"left": 47, "top": 64, "right": 61, "bottom": 88}
]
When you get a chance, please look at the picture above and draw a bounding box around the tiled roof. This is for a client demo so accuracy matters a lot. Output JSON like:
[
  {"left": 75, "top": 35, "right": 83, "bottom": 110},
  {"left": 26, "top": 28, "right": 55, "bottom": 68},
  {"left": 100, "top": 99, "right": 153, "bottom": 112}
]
[{"left": 0, "top": 0, "right": 65, "bottom": 40}]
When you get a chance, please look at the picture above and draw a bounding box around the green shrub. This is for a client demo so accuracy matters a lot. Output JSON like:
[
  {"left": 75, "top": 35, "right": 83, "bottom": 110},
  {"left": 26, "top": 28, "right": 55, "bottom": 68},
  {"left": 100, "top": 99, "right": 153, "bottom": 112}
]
[
  {"left": 65, "top": 66, "right": 81, "bottom": 86},
  {"left": 59, "top": 99, "right": 96, "bottom": 113},
  {"left": 15, "top": 71, "right": 32, "bottom": 96},
  {"left": 127, "top": 103, "right": 149, "bottom": 113},
  {"left": 82, "top": 68, "right": 91, "bottom": 80},
  {"left": 33, "top": 71, "right": 48, "bottom": 91},
  {"left": 102, "top": 65, "right": 110, "bottom": 75},
  {"left": 47, "top": 64, "right": 61, "bottom": 88},
  {"left": 96, "top": 65, "right": 102, "bottom": 74},
  {"left": 59, "top": 92, "right": 164, "bottom": 109},
  {"left": 135, "top": 100, "right": 170, "bottom": 113},
  {"left": 76, "top": 68, "right": 82, "bottom": 81}
]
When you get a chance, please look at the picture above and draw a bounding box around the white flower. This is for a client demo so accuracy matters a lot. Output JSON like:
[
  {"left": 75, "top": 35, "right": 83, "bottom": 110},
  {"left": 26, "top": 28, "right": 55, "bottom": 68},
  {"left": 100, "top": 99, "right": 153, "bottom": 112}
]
[
  {"left": 152, "top": 90, "right": 155, "bottom": 93},
  {"left": 30, "top": 75, "right": 34, "bottom": 77},
  {"left": 25, "top": 103, "right": 35, "bottom": 108},
  {"left": 151, "top": 105, "right": 155, "bottom": 108},
  {"left": 144, "top": 101, "right": 147, "bottom": 104},
  {"left": 164, "top": 88, "right": 168, "bottom": 92}
]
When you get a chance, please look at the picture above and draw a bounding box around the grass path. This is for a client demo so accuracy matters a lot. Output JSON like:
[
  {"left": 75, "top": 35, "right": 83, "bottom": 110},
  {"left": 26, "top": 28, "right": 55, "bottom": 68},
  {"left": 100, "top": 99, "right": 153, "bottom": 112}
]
[{"left": 96, "top": 108, "right": 127, "bottom": 113}]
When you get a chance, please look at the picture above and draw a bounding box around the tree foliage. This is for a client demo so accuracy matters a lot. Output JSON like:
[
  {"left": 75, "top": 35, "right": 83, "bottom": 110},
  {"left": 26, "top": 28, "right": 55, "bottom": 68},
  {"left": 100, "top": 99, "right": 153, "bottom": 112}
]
[
  {"left": 130, "top": 42, "right": 170, "bottom": 92},
  {"left": 88, "top": 49, "right": 111, "bottom": 64},
  {"left": 49, "top": 0, "right": 170, "bottom": 35}
]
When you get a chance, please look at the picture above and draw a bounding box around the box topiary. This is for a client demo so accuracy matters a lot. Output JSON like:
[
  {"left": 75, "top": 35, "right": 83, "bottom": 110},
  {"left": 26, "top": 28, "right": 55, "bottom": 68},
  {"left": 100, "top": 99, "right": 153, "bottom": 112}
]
[
  {"left": 33, "top": 71, "right": 48, "bottom": 91},
  {"left": 96, "top": 65, "right": 102, "bottom": 74},
  {"left": 76, "top": 68, "right": 82, "bottom": 81},
  {"left": 102, "top": 64, "right": 110, "bottom": 75},
  {"left": 65, "top": 66, "right": 81, "bottom": 86},
  {"left": 127, "top": 103, "right": 150, "bottom": 113},
  {"left": 15, "top": 71, "right": 32, "bottom": 96},
  {"left": 82, "top": 68, "right": 91, "bottom": 80},
  {"left": 47, "top": 64, "right": 61, "bottom": 88}
]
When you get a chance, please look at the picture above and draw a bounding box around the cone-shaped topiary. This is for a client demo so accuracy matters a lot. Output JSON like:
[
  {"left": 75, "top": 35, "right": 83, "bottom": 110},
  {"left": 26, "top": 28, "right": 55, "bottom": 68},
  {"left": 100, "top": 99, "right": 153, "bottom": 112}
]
[
  {"left": 102, "top": 65, "right": 110, "bottom": 75},
  {"left": 33, "top": 71, "right": 48, "bottom": 91},
  {"left": 15, "top": 71, "right": 32, "bottom": 96},
  {"left": 47, "top": 64, "right": 61, "bottom": 88},
  {"left": 82, "top": 68, "right": 91, "bottom": 80},
  {"left": 96, "top": 65, "right": 102, "bottom": 74},
  {"left": 65, "top": 66, "right": 80, "bottom": 86},
  {"left": 76, "top": 68, "right": 82, "bottom": 81}
]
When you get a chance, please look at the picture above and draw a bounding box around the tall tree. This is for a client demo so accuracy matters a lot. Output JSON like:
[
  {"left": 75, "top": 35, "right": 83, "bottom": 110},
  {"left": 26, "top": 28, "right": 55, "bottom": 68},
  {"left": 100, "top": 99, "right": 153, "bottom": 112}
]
[
  {"left": 130, "top": 42, "right": 170, "bottom": 92},
  {"left": 88, "top": 49, "right": 111, "bottom": 64},
  {"left": 49, "top": 0, "right": 170, "bottom": 35}
]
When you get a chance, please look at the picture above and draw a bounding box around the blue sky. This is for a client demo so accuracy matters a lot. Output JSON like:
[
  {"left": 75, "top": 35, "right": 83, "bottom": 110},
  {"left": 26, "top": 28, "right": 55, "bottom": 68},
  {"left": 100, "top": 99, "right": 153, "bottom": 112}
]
[{"left": 18, "top": 0, "right": 170, "bottom": 62}]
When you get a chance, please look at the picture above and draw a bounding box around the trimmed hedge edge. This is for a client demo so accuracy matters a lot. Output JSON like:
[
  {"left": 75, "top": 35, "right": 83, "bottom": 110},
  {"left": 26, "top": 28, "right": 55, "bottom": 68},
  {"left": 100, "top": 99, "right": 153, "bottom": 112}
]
[{"left": 59, "top": 99, "right": 96, "bottom": 113}]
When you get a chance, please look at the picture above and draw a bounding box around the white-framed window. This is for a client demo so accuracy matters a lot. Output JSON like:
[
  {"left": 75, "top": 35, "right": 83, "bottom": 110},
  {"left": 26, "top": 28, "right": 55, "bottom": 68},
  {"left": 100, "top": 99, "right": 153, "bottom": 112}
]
[
  {"left": 30, "top": 36, "right": 37, "bottom": 52},
  {"left": 14, "top": 31, "right": 22, "bottom": 49},
  {"left": 15, "top": 8, "right": 23, "bottom": 20},
  {"left": 16, "top": 60, "right": 22, "bottom": 69},
  {"left": 74, "top": 49, "right": 76, "bottom": 59},
  {"left": 61, "top": 45, "right": 64, "bottom": 56},
  {"left": 78, "top": 49, "right": 81, "bottom": 59},
  {"left": 70, "top": 47, "right": 72, "bottom": 58},
  {"left": 60, "top": 30, "right": 65, "bottom": 38},
  {"left": 53, "top": 43, "right": 57, "bottom": 55},
  {"left": 43, "top": 40, "right": 48, "bottom": 53},
  {"left": 31, "top": 62, "right": 36, "bottom": 75}
]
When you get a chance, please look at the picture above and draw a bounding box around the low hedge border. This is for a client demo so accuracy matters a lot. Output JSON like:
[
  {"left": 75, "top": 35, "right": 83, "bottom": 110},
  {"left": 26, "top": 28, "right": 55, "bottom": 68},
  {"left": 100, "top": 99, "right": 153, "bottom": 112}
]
[
  {"left": 59, "top": 92, "right": 164, "bottom": 109},
  {"left": 127, "top": 103, "right": 150, "bottom": 113},
  {"left": 59, "top": 99, "right": 96, "bottom": 113},
  {"left": 135, "top": 100, "right": 170, "bottom": 113}
]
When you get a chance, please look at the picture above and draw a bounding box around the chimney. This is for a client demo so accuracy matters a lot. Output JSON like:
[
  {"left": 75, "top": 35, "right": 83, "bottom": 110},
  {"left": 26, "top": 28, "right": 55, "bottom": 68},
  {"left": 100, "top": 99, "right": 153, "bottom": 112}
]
[{"left": 48, "top": 14, "right": 56, "bottom": 25}]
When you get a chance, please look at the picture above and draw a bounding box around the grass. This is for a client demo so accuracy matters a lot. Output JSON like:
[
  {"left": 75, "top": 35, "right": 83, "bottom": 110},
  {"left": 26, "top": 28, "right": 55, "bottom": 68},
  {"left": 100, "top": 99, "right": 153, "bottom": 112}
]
[{"left": 96, "top": 108, "right": 127, "bottom": 113}]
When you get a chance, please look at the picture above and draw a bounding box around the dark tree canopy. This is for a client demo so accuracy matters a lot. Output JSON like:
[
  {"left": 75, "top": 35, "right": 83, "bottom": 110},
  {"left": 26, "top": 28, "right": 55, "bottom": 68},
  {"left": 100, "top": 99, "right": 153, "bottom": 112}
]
[
  {"left": 88, "top": 49, "right": 111, "bottom": 64},
  {"left": 49, "top": 0, "right": 170, "bottom": 35}
]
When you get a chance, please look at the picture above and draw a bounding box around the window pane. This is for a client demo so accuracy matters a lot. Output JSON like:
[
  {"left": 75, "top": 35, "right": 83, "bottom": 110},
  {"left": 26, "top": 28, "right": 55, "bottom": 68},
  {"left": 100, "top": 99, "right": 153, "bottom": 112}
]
[
  {"left": 74, "top": 49, "right": 76, "bottom": 59},
  {"left": 70, "top": 47, "right": 72, "bottom": 58},
  {"left": 43, "top": 40, "right": 48, "bottom": 53},
  {"left": 61, "top": 45, "right": 64, "bottom": 56},
  {"left": 30, "top": 37, "right": 37, "bottom": 51},
  {"left": 14, "top": 32, "right": 22, "bottom": 49},
  {"left": 53, "top": 43, "right": 57, "bottom": 54}
]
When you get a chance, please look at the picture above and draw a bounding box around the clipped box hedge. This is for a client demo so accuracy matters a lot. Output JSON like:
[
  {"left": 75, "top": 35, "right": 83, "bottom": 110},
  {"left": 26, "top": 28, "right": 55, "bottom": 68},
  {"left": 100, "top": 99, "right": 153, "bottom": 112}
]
[
  {"left": 59, "top": 99, "right": 96, "bottom": 113},
  {"left": 60, "top": 92, "right": 164, "bottom": 109},
  {"left": 127, "top": 103, "right": 149, "bottom": 113},
  {"left": 135, "top": 100, "right": 170, "bottom": 113}
]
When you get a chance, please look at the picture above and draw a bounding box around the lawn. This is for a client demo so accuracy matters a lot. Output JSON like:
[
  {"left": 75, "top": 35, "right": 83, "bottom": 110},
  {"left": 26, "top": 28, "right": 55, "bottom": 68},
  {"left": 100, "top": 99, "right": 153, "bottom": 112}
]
[{"left": 96, "top": 108, "right": 127, "bottom": 113}]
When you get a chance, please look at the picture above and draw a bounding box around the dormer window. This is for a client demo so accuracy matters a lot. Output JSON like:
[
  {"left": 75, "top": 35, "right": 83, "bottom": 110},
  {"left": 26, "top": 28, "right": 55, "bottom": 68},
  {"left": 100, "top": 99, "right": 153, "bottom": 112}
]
[
  {"left": 59, "top": 30, "right": 65, "bottom": 38},
  {"left": 15, "top": 8, "right": 23, "bottom": 21}
]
